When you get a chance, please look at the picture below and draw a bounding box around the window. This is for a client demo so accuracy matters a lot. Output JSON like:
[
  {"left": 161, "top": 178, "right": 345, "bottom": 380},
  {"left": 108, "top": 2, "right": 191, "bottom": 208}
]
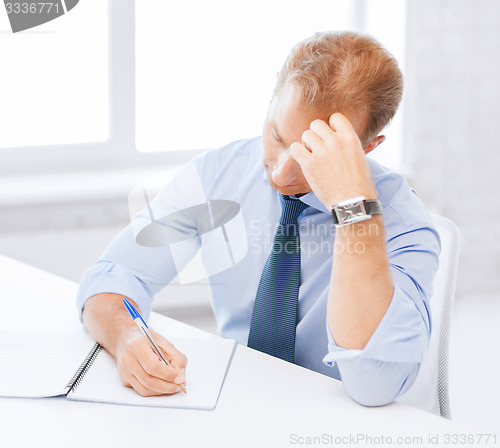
[{"left": 0, "top": 0, "right": 109, "bottom": 149}]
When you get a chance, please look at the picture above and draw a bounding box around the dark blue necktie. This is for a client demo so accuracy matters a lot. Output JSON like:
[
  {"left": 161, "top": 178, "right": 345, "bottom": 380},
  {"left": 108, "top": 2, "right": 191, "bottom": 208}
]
[{"left": 247, "top": 195, "right": 309, "bottom": 363}]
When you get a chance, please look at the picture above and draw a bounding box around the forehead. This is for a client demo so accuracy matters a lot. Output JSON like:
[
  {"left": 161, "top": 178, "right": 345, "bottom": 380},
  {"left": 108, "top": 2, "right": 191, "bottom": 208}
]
[
  {"left": 267, "top": 84, "right": 315, "bottom": 140},
  {"left": 268, "top": 82, "right": 368, "bottom": 141}
]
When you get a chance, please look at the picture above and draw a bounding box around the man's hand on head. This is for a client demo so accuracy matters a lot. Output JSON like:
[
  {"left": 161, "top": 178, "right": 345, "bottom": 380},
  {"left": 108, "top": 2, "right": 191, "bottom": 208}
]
[{"left": 290, "top": 112, "right": 378, "bottom": 208}]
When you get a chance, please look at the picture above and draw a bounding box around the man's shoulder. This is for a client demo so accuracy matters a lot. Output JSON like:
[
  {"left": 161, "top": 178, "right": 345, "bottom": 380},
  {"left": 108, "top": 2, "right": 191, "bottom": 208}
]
[
  {"left": 188, "top": 136, "right": 264, "bottom": 194},
  {"left": 367, "top": 158, "right": 434, "bottom": 231}
]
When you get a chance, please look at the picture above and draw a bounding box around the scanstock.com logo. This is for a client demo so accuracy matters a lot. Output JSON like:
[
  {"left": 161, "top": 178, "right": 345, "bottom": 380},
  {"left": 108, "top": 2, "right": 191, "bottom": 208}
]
[{"left": 3, "top": 1, "right": 79, "bottom": 33}]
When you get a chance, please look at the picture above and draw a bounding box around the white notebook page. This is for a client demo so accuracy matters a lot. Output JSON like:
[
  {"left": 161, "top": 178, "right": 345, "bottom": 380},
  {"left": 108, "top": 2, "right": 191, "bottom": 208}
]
[
  {"left": 70, "top": 335, "right": 236, "bottom": 410},
  {"left": 0, "top": 332, "right": 96, "bottom": 398}
]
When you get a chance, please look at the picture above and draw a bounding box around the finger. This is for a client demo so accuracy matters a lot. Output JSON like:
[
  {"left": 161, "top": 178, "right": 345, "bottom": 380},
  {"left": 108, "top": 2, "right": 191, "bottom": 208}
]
[
  {"left": 128, "top": 331, "right": 182, "bottom": 380},
  {"left": 136, "top": 349, "right": 180, "bottom": 383},
  {"left": 301, "top": 129, "right": 323, "bottom": 152},
  {"left": 290, "top": 142, "right": 311, "bottom": 165},
  {"left": 151, "top": 333, "right": 188, "bottom": 383},
  {"left": 328, "top": 112, "right": 355, "bottom": 134},
  {"left": 309, "top": 119, "right": 335, "bottom": 140},
  {"left": 158, "top": 339, "right": 188, "bottom": 370},
  {"left": 127, "top": 374, "right": 154, "bottom": 397},
  {"left": 120, "top": 348, "right": 183, "bottom": 395},
  {"left": 129, "top": 371, "right": 181, "bottom": 397},
  {"left": 130, "top": 359, "right": 182, "bottom": 395}
]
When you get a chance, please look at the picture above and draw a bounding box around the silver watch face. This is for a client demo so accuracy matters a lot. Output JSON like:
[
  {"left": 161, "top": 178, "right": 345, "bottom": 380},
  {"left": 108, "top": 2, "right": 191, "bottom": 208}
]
[{"left": 336, "top": 201, "right": 370, "bottom": 226}]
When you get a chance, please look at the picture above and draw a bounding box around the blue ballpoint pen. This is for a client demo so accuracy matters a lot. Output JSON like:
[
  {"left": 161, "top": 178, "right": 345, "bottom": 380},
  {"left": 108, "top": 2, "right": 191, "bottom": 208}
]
[{"left": 123, "top": 298, "right": 187, "bottom": 394}]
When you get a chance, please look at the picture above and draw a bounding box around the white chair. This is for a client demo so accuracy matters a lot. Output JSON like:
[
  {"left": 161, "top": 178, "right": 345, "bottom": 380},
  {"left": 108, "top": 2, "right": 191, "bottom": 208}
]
[{"left": 398, "top": 213, "right": 460, "bottom": 418}]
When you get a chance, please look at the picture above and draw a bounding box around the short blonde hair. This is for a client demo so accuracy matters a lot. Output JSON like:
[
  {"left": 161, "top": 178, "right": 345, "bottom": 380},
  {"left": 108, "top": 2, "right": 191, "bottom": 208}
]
[{"left": 274, "top": 31, "right": 403, "bottom": 147}]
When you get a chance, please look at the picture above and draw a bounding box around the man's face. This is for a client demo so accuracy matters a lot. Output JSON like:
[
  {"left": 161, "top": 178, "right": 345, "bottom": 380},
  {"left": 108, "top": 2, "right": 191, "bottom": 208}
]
[{"left": 262, "top": 83, "right": 368, "bottom": 197}]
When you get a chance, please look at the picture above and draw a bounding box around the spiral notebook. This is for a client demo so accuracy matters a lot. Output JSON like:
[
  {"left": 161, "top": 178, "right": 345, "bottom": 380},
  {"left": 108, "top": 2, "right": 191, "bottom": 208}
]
[{"left": 0, "top": 330, "right": 236, "bottom": 410}]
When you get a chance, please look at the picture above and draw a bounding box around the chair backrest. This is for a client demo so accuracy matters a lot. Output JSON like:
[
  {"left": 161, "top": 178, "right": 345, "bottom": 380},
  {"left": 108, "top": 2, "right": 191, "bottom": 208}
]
[{"left": 397, "top": 213, "right": 460, "bottom": 418}]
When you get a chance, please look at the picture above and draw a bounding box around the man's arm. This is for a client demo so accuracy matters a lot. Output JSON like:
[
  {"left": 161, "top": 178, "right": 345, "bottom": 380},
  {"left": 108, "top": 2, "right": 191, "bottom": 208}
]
[
  {"left": 328, "top": 215, "right": 393, "bottom": 349},
  {"left": 291, "top": 113, "right": 393, "bottom": 349},
  {"left": 82, "top": 293, "right": 187, "bottom": 397},
  {"left": 77, "top": 160, "right": 207, "bottom": 397},
  {"left": 323, "top": 223, "right": 439, "bottom": 405},
  {"left": 292, "top": 113, "right": 440, "bottom": 406}
]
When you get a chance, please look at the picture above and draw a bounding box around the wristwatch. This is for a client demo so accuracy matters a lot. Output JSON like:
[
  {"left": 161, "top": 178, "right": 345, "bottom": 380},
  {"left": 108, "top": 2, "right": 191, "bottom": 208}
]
[{"left": 330, "top": 196, "right": 383, "bottom": 227}]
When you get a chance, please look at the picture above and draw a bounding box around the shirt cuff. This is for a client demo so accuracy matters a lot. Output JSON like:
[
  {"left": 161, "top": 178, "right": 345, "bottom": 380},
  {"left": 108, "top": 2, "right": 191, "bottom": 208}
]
[
  {"left": 322, "top": 281, "right": 429, "bottom": 366},
  {"left": 76, "top": 260, "right": 154, "bottom": 323}
]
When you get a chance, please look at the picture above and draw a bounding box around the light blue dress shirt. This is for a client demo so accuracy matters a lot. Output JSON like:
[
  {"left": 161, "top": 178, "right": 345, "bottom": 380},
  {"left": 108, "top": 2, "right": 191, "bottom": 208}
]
[{"left": 77, "top": 137, "right": 440, "bottom": 406}]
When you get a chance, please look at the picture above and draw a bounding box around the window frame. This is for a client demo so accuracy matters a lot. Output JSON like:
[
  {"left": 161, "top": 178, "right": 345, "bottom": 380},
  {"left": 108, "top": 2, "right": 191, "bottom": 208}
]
[{"left": 0, "top": 0, "right": 201, "bottom": 177}]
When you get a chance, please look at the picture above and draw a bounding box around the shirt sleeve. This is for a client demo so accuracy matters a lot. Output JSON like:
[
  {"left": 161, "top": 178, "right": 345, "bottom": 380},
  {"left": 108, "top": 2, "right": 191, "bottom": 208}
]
[
  {"left": 77, "top": 161, "right": 206, "bottom": 321},
  {"left": 322, "top": 219, "right": 441, "bottom": 406},
  {"left": 76, "top": 227, "right": 186, "bottom": 321}
]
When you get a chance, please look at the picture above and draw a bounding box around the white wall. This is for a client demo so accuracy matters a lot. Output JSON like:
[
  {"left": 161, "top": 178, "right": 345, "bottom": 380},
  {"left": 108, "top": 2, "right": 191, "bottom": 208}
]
[
  {"left": 402, "top": 0, "right": 500, "bottom": 431},
  {"left": 403, "top": 0, "right": 500, "bottom": 297}
]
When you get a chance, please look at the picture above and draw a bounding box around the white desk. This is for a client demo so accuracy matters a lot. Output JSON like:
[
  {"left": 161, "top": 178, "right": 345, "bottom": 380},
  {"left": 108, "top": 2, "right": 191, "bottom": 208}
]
[{"left": 0, "top": 254, "right": 473, "bottom": 447}]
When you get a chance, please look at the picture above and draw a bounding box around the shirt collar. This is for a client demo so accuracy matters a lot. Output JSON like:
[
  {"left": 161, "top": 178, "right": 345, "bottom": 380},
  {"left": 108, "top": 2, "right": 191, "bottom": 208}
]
[{"left": 293, "top": 192, "right": 330, "bottom": 215}]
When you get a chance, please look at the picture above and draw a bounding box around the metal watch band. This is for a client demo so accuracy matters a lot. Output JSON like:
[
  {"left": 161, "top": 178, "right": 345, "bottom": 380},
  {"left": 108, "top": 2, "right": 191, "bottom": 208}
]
[{"left": 331, "top": 199, "right": 383, "bottom": 226}]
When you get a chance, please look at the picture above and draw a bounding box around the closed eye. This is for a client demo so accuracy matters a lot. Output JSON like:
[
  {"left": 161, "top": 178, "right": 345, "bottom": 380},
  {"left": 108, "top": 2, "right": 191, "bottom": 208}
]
[{"left": 271, "top": 127, "right": 283, "bottom": 143}]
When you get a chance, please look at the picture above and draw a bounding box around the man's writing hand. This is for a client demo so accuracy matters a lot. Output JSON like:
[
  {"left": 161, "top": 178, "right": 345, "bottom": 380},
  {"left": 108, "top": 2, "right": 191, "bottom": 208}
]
[
  {"left": 115, "top": 327, "right": 187, "bottom": 397},
  {"left": 290, "top": 112, "right": 379, "bottom": 207}
]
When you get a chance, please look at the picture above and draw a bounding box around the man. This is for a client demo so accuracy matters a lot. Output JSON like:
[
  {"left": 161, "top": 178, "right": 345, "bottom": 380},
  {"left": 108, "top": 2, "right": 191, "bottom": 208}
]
[{"left": 78, "top": 31, "right": 440, "bottom": 405}]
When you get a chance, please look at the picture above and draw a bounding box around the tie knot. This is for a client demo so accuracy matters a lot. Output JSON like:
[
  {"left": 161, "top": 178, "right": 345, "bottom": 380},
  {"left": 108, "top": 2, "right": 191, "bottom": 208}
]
[{"left": 279, "top": 195, "right": 308, "bottom": 224}]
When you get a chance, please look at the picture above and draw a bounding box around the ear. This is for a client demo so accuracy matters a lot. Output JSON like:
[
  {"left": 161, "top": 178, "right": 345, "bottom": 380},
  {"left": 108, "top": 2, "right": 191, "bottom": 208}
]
[{"left": 363, "top": 135, "right": 386, "bottom": 155}]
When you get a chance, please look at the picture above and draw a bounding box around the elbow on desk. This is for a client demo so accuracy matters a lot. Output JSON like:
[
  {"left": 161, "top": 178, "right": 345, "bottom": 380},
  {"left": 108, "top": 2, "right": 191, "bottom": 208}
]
[
  {"left": 337, "top": 359, "right": 420, "bottom": 407},
  {"left": 343, "top": 383, "right": 399, "bottom": 407}
]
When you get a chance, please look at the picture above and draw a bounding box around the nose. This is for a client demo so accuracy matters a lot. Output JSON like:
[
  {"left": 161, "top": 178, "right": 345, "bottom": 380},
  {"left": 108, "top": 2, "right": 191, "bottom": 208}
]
[{"left": 271, "top": 149, "right": 301, "bottom": 187}]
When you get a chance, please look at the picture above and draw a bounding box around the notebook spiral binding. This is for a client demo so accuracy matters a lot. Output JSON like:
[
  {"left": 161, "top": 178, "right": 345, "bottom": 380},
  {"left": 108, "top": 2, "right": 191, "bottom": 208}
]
[{"left": 65, "top": 343, "right": 102, "bottom": 394}]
